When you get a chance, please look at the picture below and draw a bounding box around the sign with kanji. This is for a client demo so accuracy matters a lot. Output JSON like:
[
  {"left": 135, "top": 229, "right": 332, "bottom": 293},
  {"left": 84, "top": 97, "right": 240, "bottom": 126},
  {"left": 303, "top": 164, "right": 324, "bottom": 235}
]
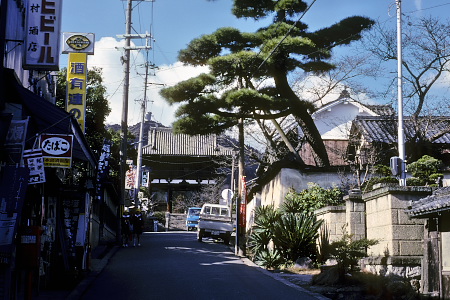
[
  {"left": 24, "top": 0, "right": 62, "bottom": 70},
  {"left": 40, "top": 134, "right": 73, "bottom": 168},
  {"left": 4, "top": 119, "right": 28, "bottom": 164},
  {"left": 23, "top": 148, "right": 46, "bottom": 184},
  {"left": 66, "top": 52, "right": 87, "bottom": 132},
  {"left": 141, "top": 171, "right": 149, "bottom": 187}
]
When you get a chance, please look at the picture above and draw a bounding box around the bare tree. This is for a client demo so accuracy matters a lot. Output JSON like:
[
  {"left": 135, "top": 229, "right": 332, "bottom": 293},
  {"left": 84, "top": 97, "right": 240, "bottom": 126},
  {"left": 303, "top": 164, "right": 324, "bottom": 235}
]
[{"left": 363, "top": 16, "right": 450, "bottom": 117}]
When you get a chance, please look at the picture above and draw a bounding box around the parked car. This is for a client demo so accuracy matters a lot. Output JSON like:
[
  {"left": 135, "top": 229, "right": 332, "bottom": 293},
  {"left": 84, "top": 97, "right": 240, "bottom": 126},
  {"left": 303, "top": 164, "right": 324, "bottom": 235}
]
[
  {"left": 197, "top": 203, "right": 233, "bottom": 245},
  {"left": 186, "top": 207, "right": 201, "bottom": 231}
]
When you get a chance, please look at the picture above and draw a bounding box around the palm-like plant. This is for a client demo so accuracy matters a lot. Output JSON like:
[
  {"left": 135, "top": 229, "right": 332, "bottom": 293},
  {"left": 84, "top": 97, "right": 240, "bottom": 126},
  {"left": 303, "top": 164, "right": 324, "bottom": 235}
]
[{"left": 271, "top": 213, "right": 323, "bottom": 262}]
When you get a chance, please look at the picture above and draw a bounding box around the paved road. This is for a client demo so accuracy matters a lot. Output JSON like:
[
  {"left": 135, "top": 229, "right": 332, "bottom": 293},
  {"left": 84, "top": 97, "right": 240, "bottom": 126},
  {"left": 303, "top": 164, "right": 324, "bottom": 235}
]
[{"left": 80, "top": 232, "right": 322, "bottom": 300}]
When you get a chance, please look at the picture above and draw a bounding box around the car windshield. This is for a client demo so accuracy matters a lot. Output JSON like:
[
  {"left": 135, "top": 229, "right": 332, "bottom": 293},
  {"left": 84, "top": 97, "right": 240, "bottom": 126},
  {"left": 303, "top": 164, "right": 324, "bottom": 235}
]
[{"left": 188, "top": 209, "right": 200, "bottom": 216}]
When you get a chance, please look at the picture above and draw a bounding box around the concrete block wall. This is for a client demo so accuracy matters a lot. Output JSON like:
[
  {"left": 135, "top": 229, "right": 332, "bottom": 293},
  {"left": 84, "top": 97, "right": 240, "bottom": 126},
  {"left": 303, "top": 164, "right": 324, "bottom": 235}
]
[
  {"left": 315, "top": 205, "right": 346, "bottom": 242},
  {"left": 345, "top": 195, "right": 366, "bottom": 241},
  {"left": 363, "top": 185, "right": 431, "bottom": 257}
]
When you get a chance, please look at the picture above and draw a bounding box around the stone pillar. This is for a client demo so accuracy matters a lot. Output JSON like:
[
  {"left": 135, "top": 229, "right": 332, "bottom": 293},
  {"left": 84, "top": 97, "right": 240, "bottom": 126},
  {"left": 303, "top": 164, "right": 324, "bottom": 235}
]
[
  {"left": 345, "top": 192, "right": 366, "bottom": 241},
  {"left": 361, "top": 184, "right": 432, "bottom": 282}
]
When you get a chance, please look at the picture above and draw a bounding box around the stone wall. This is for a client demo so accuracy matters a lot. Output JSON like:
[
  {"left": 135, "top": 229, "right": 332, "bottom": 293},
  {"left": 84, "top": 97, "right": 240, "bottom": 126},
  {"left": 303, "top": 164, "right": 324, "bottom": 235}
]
[
  {"left": 363, "top": 185, "right": 431, "bottom": 257},
  {"left": 345, "top": 194, "right": 366, "bottom": 241},
  {"left": 165, "top": 213, "right": 187, "bottom": 231},
  {"left": 315, "top": 205, "right": 346, "bottom": 242},
  {"left": 249, "top": 167, "right": 436, "bottom": 285}
]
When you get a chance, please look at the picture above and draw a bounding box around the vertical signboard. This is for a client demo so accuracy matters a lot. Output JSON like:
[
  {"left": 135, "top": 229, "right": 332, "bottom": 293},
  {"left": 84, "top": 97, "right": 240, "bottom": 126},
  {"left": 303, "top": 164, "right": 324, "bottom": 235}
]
[
  {"left": 141, "top": 171, "right": 149, "bottom": 187},
  {"left": 24, "top": 0, "right": 62, "bottom": 70},
  {"left": 66, "top": 53, "right": 87, "bottom": 132},
  {"left": 4, "top": 119, "right": 29, "bottom": 164},
  {"left": 23, "top": 149, "right": 46, "bottom": 184}
]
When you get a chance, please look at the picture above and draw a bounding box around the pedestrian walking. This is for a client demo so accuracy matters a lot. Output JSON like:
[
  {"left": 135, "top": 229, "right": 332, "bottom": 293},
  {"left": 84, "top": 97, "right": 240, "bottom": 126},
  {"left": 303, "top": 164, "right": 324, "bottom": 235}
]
[
  {"left": 121, "top": 212, "right": 132, "bottom": 247},
  {"left": 131, "top": 210, "right": 144, "bottom": 246}
]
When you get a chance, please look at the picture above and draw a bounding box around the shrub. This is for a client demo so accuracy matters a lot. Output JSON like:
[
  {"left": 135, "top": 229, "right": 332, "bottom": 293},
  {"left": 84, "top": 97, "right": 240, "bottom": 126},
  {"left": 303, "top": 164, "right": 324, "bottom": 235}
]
[
  {"left": 407, "top": 155, "right": 443, "bottom": 186},
  {"left": 254, "top": 248, "right": 285, "bottom": 270},
  {"left": 362, "top": 176, "right": 398, "bottom": 191},
  {"left": 271, "top": 212, "right": 323, "bottom": 262},
  {"left": 281, "top": 183, "right": 344, "bottom": 214},
  {"left": 317, "top": 223, "right": 331, "bottom": 265},
  {"left": 152, "top": 211, "right": 166, "bottom": 225},
  {"left": 329, "top": 227, "right": 378, "bottom": 280}
]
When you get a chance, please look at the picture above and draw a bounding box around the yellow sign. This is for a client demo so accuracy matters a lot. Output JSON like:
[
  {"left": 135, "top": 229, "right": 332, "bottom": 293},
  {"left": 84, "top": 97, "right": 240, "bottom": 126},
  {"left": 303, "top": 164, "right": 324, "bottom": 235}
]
[
  {"left": 66, "top": 53, "right": 87, "bottom": 132},
  {"left": 43, "top": 157, "right": 72, "bottom": 168}
]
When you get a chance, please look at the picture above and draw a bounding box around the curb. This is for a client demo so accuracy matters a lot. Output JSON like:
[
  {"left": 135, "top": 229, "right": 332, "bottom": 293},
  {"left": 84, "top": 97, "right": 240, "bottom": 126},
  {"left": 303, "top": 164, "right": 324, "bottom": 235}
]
[
  {"left": 229, "top": 246, "right": 329, "bottom": 300},
  {"left": 241, "top": 257, "right": 330, "bottom": 300}
]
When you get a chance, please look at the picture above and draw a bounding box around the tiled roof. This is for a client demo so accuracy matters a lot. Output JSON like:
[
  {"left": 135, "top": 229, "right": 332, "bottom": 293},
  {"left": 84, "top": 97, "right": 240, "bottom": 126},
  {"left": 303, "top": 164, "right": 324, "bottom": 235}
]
[
  {"left": 407, "top": 187, "right": 450, "bottom": 217},
  {"left": 365, "top": 105, "right": 395, "bottom": 116},
  {"left": 142, "top": 127, "right": 234, "bottom": 156},
  {"left": 352, "top": 116, "right": 450, "bottom": 144}
]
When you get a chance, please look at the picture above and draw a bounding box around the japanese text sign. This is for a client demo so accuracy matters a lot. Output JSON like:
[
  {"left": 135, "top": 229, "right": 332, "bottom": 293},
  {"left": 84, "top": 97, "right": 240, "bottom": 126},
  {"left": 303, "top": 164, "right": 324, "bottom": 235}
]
[
  {"left": 23, "top": 148, "right": 46, "bottom": 184},
  {"left": 40, "top": 133, "right": 73, "bottom": 168},
  {"left": 66, "top": 52, "right": 87, "bottom": 132},
  {"left": 24, "top": 0, "right": 62, "bottom": 70}
]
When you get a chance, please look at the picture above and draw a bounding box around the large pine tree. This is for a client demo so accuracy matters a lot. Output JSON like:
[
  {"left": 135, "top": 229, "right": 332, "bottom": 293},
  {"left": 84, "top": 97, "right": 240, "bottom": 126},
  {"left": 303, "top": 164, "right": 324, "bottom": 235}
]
[{"left": 161, "top": 0, "right": 374, "bottom": 167}]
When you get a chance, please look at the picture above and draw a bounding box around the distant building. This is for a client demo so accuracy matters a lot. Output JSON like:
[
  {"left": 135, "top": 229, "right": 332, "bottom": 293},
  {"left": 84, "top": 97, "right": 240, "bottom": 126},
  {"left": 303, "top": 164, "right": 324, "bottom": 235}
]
[{"left": 142, "top": 127, "right": 235, "bottom": 212}]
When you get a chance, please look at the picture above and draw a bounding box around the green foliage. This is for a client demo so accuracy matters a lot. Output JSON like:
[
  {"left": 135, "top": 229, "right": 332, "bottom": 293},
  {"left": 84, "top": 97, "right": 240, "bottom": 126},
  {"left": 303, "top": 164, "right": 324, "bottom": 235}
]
[
  {"left": 361, "top": 176, "right": 398, "bottom": 191},
  {"left": 248, "top": 203, "right": 322, "bottom": 268},
  {"left": 248, "top": 205, "right": 280, "bottom": 259},
  {"left": 407, "top": 155, "right": 443, "bottom": 186},
  {"left": 160, "top": 1, "right": 374, "bottom": 166},
  {"left": 317, "top": 223, "right": 331, "bottom": 265},
  {"left": 152, "top": 211, "right": 166, "bottom": 225},
  {"left": 271, "top": 213, "right": 323, "bottom": 262},
  {"left": 329, "top": 228, "right": 378, "bottom": 276},
  {"left": 254, "top": 248, "right": 285, "bottom": 270},
  {"left": 281, "top": 183, "right": 344, "bottom": 214},
  {"left": 253, "top": 204, "right": 281, "bottom": 230},
  {"left": 248, "top": 205, "right": 285, "bottom": 268},
  {"left": 373, "top": 164, "right": 392, "bottom": 177}
]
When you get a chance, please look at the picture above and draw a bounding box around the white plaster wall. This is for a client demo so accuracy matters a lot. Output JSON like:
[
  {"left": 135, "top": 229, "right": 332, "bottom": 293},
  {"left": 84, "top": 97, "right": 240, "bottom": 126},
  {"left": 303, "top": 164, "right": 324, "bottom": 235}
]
[
  {"left": 314, "top": 103, "right": 372, "bottom": 139},
  {"left": 259, "top": 168, "right": 345, "bottom": 209}
]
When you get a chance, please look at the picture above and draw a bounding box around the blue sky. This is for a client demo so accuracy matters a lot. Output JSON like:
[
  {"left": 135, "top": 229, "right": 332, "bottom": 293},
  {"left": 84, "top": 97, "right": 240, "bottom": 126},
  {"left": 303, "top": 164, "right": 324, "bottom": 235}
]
[{"left": 60, "top": 0, "right": 450, "bottom": 126}]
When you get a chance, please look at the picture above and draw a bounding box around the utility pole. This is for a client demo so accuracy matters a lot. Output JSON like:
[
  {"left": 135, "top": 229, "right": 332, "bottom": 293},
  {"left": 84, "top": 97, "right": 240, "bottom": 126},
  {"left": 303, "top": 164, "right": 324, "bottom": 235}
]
[
  {"left": 396, "top": 0, "right": 406, "bottom": 186},
  {"left": 134, "top": 62, "right": 149, "bottom": 208},
  {"left": 119, "top": 0, "right": 152, "bottom": 211},
  {"left": 135, "top": 59, "right": 157, "bottom": 207},
  {"left": 235, "top": 117, "right": 246, "bottom": 257}
]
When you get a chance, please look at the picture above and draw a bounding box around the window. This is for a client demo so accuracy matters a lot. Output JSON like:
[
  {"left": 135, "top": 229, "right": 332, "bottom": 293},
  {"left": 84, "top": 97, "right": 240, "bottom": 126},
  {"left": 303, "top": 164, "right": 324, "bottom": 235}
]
[
  {"left": 211, "top": 207, "right": 220, "bottom": 216},
  {"left": 441, "top": 216, "right": 450, "bottom": 272}
]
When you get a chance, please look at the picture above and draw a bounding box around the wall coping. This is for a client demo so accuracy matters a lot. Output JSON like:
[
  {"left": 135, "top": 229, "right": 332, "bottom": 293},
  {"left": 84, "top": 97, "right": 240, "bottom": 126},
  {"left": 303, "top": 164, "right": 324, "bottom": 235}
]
[
  {"left": 314, "top": 205, "right": 346, "bottom": 216},
  {"left": 362, "top": 185, "right": 433, "bottom": 202}
]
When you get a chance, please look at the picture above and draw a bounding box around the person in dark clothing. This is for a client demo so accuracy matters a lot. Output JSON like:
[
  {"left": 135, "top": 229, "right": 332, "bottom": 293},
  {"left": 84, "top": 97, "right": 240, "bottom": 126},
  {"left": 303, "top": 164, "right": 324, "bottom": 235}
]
[
  {"left": 131, "top": 210, "right": 144, "bottom": 246},
  {"left": 121, "top": 212, "right": 132, "bottom": 247}
]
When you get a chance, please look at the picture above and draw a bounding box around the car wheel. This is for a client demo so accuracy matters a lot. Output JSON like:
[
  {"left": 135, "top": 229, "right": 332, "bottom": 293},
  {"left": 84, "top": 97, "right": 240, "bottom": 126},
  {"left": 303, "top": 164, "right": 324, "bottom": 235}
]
[
  {"left": 197, "top": 229, "right": 203, "bottom": 242},
  {"left": 187, "top": 227, "right": 190, "bottom": 231}
]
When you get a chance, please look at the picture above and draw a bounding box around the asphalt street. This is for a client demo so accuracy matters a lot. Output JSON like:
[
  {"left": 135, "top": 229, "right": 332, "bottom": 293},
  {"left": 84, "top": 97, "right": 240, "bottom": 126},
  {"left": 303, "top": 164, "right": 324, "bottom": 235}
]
[{"left": 77, "top": 231, "right": 325, "bottom": 300}]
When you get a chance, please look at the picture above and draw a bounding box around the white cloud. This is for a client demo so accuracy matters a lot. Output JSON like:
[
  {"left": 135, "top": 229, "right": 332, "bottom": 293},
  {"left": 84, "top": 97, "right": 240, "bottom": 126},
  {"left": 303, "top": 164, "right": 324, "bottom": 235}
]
[{"left": 87, "top": 37, "right": 209, "bottom": 127}]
